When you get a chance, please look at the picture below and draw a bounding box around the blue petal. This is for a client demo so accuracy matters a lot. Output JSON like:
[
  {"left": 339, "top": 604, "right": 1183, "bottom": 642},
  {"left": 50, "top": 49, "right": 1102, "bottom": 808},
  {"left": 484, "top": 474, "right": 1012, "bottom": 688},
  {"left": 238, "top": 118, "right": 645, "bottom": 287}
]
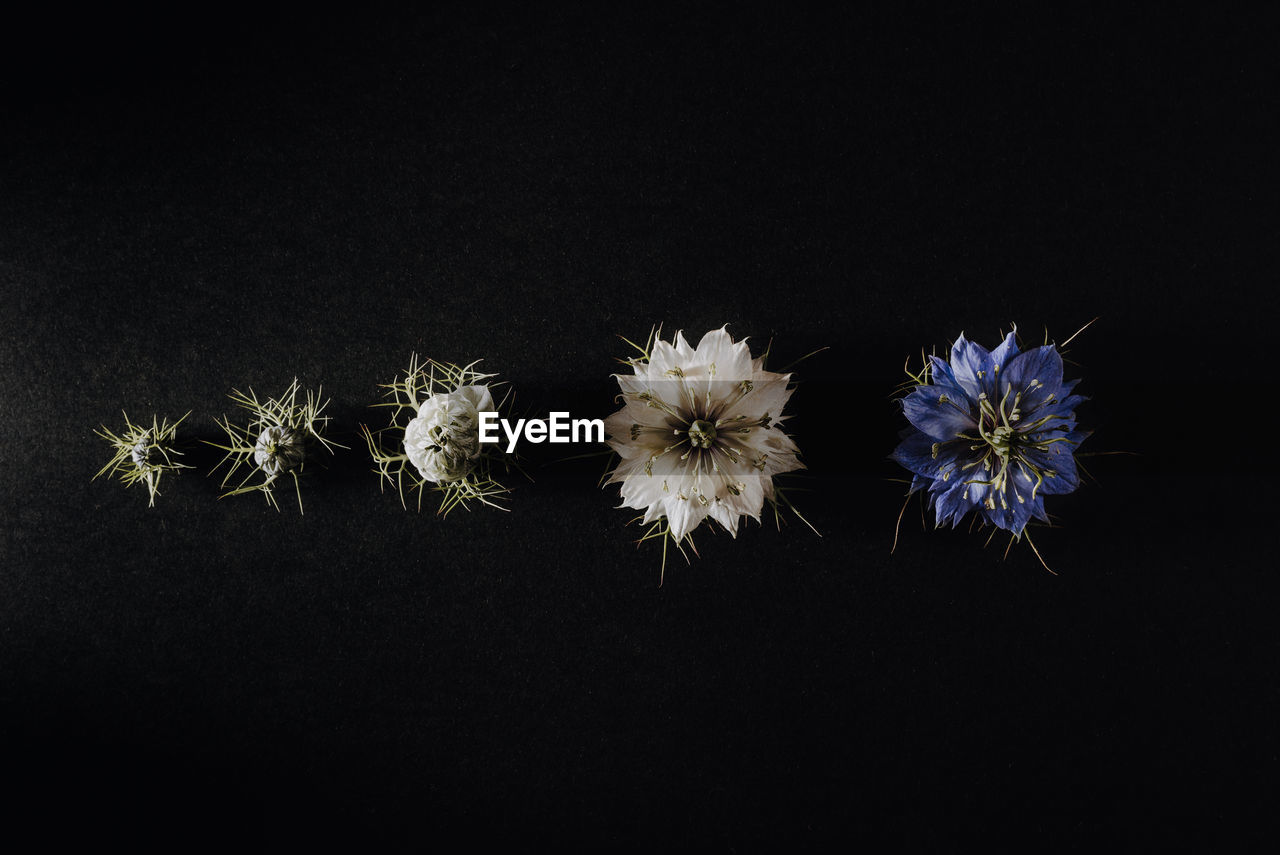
[
  {"left": 980, "top": 484, "right": 1044, "bottom": 535},
  {"left": 1065, "top": 428, "right": 1090, "bottom": 448},
  {"left": 989, "top": 331, "right": 1020, "bottom": 374},
  {"left": 1018, "top": 429, "right": 1088, "bottom": 496},
  {"left": 933, "top": 478, "right": 977, "bottom": 528},
  {"left": 890, "top": 430, "right": 938, "bottom": 478},
  {"left": 949, "top": 333, "right": 996, "bottom": 400},
  {"left": 1009, "top": 452, "right": 1073, "bottom": 497},
  {"left": 1054, "top": 379, "right": 1088, "bottom": 414},
  {"left": 1024, "top": 409, "right": 1081, "bottom": 448},
  {"left": 998, "top": 345, "right": 1065, "bottom": 415},
  {"left": 892, "top": 430, "right": 977, "bottom": 482},
  {"left": 930, "top": 468, "right": 993, "bottom": 528},
  {"left": 902, "top": 385, "right": 977, "bottom": 441},
  {"left": 927, "top": 355, "right": 963, "bottom": 392}
]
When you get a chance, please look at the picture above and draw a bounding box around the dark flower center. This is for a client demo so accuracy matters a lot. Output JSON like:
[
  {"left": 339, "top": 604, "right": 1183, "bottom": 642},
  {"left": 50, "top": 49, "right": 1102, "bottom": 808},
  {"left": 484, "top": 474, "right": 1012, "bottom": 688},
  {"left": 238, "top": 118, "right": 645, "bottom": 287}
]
[{"left": 688, "top": 419, "right": 717, "bottom": 449}]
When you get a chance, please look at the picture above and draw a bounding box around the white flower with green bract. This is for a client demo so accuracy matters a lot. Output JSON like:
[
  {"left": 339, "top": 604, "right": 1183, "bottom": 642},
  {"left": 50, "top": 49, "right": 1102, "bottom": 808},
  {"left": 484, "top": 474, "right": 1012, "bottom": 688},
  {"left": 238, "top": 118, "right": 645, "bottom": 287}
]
[
  {"left": 94, "top": 411, "right": 192, "bottom": 507},
  {"left": 362, "top": 354, "right": 515, "bottom": 516},
  {"left": 206, "top": 379, "right": 344, "bottom": 513},
  {"left": 404, "top": 384, "right": 492, "bottom": 483},
  {"left": 604, "top": 326, "right": 817, "bottom": 574}
]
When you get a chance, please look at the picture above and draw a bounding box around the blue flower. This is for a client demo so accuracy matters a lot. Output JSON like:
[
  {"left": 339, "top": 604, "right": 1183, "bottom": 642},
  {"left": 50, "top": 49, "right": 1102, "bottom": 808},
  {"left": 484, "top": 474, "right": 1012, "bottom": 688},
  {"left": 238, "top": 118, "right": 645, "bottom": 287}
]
[{"left": 892, "top": 330, "right": 1089, "bottom": 537}]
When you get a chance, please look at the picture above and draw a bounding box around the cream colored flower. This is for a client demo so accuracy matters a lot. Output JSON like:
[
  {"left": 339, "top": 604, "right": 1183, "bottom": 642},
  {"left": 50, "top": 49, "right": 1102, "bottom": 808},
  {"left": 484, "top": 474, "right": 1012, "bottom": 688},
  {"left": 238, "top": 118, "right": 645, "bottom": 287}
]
[
  {"left": 403, "top": 385, "right": 494, "bottom": 484},
  {"left": 604, "top": 326, "right": 804, "bottom": 542}
]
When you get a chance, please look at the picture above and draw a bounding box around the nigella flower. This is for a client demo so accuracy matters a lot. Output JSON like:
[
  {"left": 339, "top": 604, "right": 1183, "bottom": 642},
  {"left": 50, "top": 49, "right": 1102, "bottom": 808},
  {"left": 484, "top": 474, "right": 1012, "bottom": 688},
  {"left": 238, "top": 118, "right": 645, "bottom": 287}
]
[
  {"left": 207, "top": 379, "right": 345, "bottom": 513},
  {"left": 94, "top": 411, "right": 192, "bottom": 506},
  {"left": 402, "top": 385, "right": 492, "bottom": 484},
  {"left": 604, "top": 326, "right": 813, "bottom": 569},
  {"left": 892, "top": 328, "right": 1089, "bottom": 545},
  {"left": 363, "top": 354, "right": 514, "bottom": 515}
]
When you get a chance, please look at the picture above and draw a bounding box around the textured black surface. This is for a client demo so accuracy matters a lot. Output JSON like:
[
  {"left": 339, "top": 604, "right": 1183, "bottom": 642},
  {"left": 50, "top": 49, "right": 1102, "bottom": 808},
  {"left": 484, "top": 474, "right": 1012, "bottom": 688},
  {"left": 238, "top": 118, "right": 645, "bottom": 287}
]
[{"left": 2, "top": 8, "right": 1273, "bottom": 846}]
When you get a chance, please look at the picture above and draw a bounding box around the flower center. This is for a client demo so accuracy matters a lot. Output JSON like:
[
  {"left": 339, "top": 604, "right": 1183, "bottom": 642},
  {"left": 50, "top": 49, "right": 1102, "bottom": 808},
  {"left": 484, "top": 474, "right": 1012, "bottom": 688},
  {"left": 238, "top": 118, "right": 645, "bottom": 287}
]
[
  {"left": 688, "top": 419, "right": 717, "bottom": 449},
  {"left": 988, "top": 424, "right": 1016, "bottom": 459},
  {"left": 946, "top": 384, "right": 1075, "bottom": 508},
  {"left": 427, "top": 424, "right": 452, "bottom": 453}
]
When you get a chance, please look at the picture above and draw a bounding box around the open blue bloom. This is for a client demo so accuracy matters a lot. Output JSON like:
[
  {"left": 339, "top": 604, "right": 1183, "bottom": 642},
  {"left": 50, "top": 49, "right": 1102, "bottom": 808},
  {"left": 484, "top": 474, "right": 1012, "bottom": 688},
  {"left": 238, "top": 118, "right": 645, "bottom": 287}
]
[{"left": 892, "top": 330, "right": 1089, "bottom": 537}]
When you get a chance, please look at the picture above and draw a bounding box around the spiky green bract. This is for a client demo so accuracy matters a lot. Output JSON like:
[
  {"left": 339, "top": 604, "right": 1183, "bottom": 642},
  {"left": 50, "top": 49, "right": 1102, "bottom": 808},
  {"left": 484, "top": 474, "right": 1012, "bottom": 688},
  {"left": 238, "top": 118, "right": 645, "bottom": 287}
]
[
  {"left": 206, "top": 379, "right": 344, "bottom": 513},
  {"left": 94, "top": 411, "right": 192, "bottom": 507}
]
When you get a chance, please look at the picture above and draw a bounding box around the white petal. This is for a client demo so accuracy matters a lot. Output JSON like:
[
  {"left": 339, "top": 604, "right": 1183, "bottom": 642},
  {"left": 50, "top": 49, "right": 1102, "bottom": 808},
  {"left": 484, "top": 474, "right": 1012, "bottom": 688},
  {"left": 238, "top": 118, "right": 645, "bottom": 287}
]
[
  {"left": 694, "top": 326, "right": 752, "bottom": 380},
  {"left": 722, "top": 375, "right": 792, "bottom": 422},
  {"left": 614, "top": 372, "right": 650, "bottom": 397},
  {"left": 673, "top": 330, "right": 696, "bottom": 361},
  {"left": 641, "top": 502, "right": 666, "bottom": 525},
  {"left": 603, "top": 410, "right": 634, "bottom": 441},
  {"left": 618, "top": 470, "right": 669, "bottom": 510},
  {"left": 648, "top": 338, "right": 683, "bottom": 377},
  {"left": 709, "top": 499, "right": 741, "bottom": 537},
  {"left": 456, "top": 384, "right": 495, "bottom": 413},
  {"left": 664, "top": 491, "right": 711, "bottom": 541},
  {"left": 725, "top": 472, "right": 766, "bottom": 522},
  {"left": 416, "top": 395, "right": 444, "bottom": 420}
]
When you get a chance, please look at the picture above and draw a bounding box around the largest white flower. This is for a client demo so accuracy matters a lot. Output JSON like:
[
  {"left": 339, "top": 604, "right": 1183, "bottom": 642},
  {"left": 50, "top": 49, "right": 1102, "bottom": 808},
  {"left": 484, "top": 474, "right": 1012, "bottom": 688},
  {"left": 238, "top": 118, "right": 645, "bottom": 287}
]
[{"left": 604, "top": 327, "right": 804, "bottom": 542}]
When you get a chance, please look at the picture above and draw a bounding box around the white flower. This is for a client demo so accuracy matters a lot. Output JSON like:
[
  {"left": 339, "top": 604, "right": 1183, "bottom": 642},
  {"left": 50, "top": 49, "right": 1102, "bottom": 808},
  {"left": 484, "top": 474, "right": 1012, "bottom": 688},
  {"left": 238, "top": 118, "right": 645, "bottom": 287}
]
[
  {"left": 604, "top": 326, "right": 804, "bottom": 541},
  {"left": 365, "top": 355, "right": 512, "bottom": 516},
  {"left": 404, "top": 384, "right": 494, "bottom": 484}
]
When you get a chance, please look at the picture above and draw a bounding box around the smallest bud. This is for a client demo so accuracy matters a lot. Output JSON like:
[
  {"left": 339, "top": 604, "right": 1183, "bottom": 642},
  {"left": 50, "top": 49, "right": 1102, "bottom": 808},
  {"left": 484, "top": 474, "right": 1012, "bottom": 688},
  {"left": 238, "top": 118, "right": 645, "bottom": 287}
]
[{"left": 131, "top": 440, "right": 155, "bottom": 468}]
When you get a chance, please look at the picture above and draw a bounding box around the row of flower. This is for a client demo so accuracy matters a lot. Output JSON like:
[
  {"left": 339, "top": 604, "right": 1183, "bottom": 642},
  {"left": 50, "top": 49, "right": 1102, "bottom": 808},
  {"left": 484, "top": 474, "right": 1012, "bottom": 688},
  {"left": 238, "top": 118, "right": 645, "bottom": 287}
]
[{"left": 98, "top": 325, "right": 1089, "bottom": 574}]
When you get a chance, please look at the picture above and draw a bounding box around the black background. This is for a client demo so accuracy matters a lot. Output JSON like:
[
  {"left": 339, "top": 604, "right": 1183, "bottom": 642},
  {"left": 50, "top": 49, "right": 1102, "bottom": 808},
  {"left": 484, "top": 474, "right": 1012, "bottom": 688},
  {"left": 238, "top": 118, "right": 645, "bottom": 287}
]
[{"left": 2, "top": 6, "right": 1273, "bottom": 847}]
